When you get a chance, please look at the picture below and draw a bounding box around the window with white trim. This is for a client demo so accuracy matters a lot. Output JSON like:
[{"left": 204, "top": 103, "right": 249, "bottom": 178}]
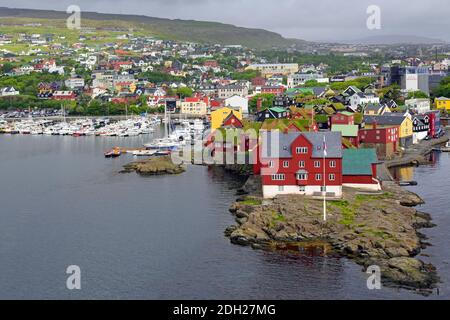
[
  {"left": 299, "top": 161, "right": 305, "bottom": 168},
  {"left": 314, "top": 161, "right": 321, "bottom": 168},
  {"left": 329, "top": 160, "right": 336, "bottom": 168},
  {"left": 315, "top": 174, "right": 322, "bottom": 181},
  {"left": 329, "top": 174, "right": 336, "bottom": 181},
  {"left": 283, "top": 161, "right": 289, "bottom": 168},
  {"left": 297, "top": 173, "right": 308, "bottom": 180},
  {"left": 299, "top": 186, "right": 306, "bottom": 192},
  {"left": 268, "top": 161, "right": 274, "bottom": 168},
  {"left": 272, "top": 174, "right": 285, "bottom": 181},
  {"left": 296, "top": 147, "right": 308, "bottom": 154}
]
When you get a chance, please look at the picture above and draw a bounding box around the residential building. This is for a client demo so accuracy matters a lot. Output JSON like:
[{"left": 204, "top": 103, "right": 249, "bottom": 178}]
[
  {"left": 225, "top": 95, "right": 249, "bottom": 114},
  {"left": 331, "top": 111, "right": 354, "bottom": 125},
  {"left": 52, "top": 91, "right": 76, "bottom": 101},
  {"left": 287, "top": 73, "right": 329, "bottom": 88},
  {"left": 217, "top": 85, "right": 248, "bottom": 99},
  {"left": 331, "top": 124, "right": 360, "bottom": 147},
  {"left": 364, "top": 114, "right": 413, "bottom": 147},
  {"left": 256, "top": 107, "right": 289, "bottom": 122},
  {"left": 211, "top": 107, "right": 243, "bottom": 131},
  {"left": 405, "top": 98, "right": 431, "bottom": 114},
  {"left": 0, "top": 87, "right": 19, "bottom": 96},
  {"left": 412, "top": 114, "right": 430, "bottom": 144},
  {"left": 435, "top": 97, "right": 450, "bottom": 111},
  {"left": 246, "top": 63, "right": 299, "bottom": 77},
  {"left": 359, "top": 125, "right": 399, "bottom": 159},
  {"left": 65, "top": 77, "right": 86, "bottom": 89},
  {"left": 178, "top": 97, "right": 209, "bottom": 116},
  {"left": 349, "top": 93, "right": 380, "bottom": 109}
]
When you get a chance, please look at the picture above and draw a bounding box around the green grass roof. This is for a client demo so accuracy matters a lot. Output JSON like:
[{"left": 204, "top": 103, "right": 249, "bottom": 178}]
[
  {"left": 331, "top": 124, "right": 359, "bottom": 137},
  {"left": 343, "top": 149, "right": 378, "bottom": 175}
]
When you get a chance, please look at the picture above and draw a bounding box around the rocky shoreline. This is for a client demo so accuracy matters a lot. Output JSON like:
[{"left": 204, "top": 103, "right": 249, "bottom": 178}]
[
  {"left": 121, "top": 156, "right": 185, "bottom": 176},
  {"left": 226, "top": 183, "right": 438, "bottom": 293},
  {"left": 224, "top": 135, "right": 450, "bottom": 294}
]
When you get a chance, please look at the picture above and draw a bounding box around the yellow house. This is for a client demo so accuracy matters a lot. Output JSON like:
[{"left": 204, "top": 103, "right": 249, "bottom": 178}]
[
  {"left": 211, "top": 107, "right": 243, "bottom": 131},
  {"left": 435, "top": 97, "right": 450, "bottom": 111}
]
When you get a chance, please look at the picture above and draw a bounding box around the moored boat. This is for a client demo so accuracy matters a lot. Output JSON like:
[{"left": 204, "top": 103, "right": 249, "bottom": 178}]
[{"left": 104, "top": 148, "right": 122, "bottom": 158}]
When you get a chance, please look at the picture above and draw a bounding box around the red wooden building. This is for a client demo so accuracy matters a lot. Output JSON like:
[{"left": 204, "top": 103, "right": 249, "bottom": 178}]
[
  {"left": 358, "top": 125, "right": 399, "bottom": 159},
  {"left": 331, "top": 111, "right": 355, "bottom": 125},
  {"left": 259, "top": 131, "right": 343, "bottom": 198}
]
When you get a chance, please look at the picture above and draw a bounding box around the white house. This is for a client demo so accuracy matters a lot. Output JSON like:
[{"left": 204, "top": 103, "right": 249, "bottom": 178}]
[
  {"left": 0, "top": 87, "right": 19, "bottom": 97},
  {"left": 349, "top": 93, "right": 380, "bottom": 109},
  {"left": 405, "top": 98, "right": 431, "bottom": 114},
  {"left": 225, "top": 95, "right": 249, "bottom": 114},
  {"left": 65, "top": 77, "right": 85, "bottom": 89}
]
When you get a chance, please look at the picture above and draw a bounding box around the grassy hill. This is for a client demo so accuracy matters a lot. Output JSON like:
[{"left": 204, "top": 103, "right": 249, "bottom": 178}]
[{"left": 0, "top": 7, "right": 308, "bottom": 50}]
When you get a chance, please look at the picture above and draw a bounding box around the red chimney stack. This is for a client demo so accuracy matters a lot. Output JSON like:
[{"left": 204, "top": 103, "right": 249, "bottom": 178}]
[{"left": 256, "top": 97, "right": 263, "bottom": 113}]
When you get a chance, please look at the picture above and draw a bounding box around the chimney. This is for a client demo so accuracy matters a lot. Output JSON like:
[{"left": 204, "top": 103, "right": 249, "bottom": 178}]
[{"left": 256, "top": 97, "right": 263, "bottom": 113}]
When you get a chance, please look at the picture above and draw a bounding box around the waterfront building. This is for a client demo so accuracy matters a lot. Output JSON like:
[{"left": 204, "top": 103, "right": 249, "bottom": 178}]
[
  {"left": 259, "top": 131, "right": 343, "bottom": 199},
  {"left": 178, "top": 97, "right": 210, "bottom": 116},
  {"left": 342, "top": 149, "right": 381, "bottom": 191},
  {"left": 364, "top": 115, "right": 413, "bottom": 148},
  {"left": 359, "top": 125, "right": 399, "bottom": 159}
]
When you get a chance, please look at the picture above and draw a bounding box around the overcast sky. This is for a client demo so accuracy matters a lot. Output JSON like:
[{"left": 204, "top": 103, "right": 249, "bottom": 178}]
[{"left": 0, "top": 0, "right": 449, "bottom": 42}]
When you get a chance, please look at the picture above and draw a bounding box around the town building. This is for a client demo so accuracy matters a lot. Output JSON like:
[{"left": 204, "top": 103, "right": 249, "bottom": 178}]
[
  {"left": 178, "top": 97, "right": 210, "bottom": 116},
  {"left": 217, "top": 85, "right": 248, "bottom": 99},
  {"left": 435, "top": 97, "right": 450, "bottom": 111},
  {"left": 224, "top": 95, "right": 249, "bottom": 114},
  {"left": 211, "top": 107, "right": 243, "bottom": 131},
  {"left": 256, "top": 107, "right": 289, "bottom": 122},
  {"left": 246, "top": 63, "right": 299, "bottom": 77},
  {"left": 259, "top": 131, "right": 343, "bottom": 199},
  {"left": 342, "top": 149, "right": 381, "bottom": 191},
  {"left": 364, "top": 115, "right": 413, "bottom": 148}
]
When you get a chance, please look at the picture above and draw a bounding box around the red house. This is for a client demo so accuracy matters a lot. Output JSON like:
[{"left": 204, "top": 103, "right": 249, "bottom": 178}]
[
  {"left": 259, "top": 131, "right": 343, "bottom": 198},
  {"left": 359, "top": 125, "right": 399, "bottom": 159},
  {"left": 331, "top": 111, "right": 355, "bottom": 125},
  {"left": 261, "top": 86, "right": 285, "bottom": 96},
  {"left": 52, "top": 91, "right": 76, "bottom": 101},
  {"left": 251, "top": 77, "right": 267, "bottom": 87}
]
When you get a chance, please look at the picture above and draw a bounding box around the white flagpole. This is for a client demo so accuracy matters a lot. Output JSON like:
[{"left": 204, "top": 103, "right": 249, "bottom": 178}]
[{"left": 323, "top": 135, "right": 327, "bottom": 222}]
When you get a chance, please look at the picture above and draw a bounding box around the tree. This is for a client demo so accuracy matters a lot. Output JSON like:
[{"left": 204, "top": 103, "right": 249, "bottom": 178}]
[
  {"left": 176, "top": 87, "right": 194, "bottom": 98},
  {"left": 432, "top": 76, "right": 450, "bottom": 98},
  {"left": 407, "top": 91, "right": 429, "bottom": 99},
  {"left": 249, "top": 94, "right": 275, "bottom": 113}
]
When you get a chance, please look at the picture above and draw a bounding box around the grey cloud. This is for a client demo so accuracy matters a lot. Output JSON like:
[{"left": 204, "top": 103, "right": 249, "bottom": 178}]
[{"left": 0, "top": 0, "right": 449, "bottom": 41}]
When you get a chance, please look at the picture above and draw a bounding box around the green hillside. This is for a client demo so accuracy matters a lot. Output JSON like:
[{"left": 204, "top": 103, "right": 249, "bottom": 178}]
[{"left": 0, "top": 7, "right": 308, "bottom": 50}]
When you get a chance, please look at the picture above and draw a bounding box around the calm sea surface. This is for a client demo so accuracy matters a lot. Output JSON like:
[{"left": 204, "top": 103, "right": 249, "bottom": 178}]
[{"left": 0, "top": 134, "right": 449, "bottom": 299}]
